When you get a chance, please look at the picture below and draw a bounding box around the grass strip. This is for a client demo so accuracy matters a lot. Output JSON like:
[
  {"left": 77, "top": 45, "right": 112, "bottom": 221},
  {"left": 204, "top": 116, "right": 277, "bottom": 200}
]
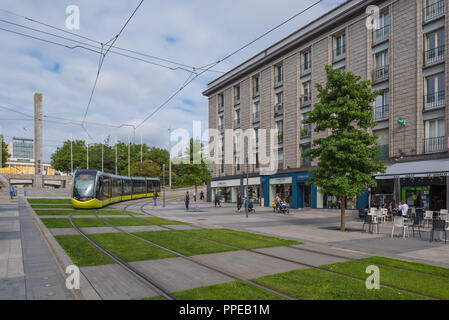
[
  {"left": 31, "top": 204, "right": 73, "bottom": 209},
  {"left": 102, "top": 217, "right": 153, "bottom": 227},
  {"left": 27, "top": 198, "right": 72, "bottom": 204},
  {"left": 173, "top": 281, "right": 283, "bottom": 300},
  {"left": 360, "top": 256, "right": 449, "bottom": 279},
  {"left": 41, "top": 218, "right": 108, "bottom": 228},
  {"left": 321, "top": 259, "right": 448, "bottom": 299},
  {"left": 54, "top": 235, "right": 114, "bottom": 267},
  {"left": 34, "top": 209, "right": 141, "bottom": 216},
  {"left": 140, "top": 217, "right": 188, "bottom": 225},
  {"left": 134, "top": 230, "right": 237, "bottom": 256},
  {"left": 89, "top": 232, "right": 176, "bottom": 262},
  {"left": 184, "top": 228, "right": 301, "bottom": 249},
  {"left": 253, "top": 268, "right": 426, "bottom": 300}
]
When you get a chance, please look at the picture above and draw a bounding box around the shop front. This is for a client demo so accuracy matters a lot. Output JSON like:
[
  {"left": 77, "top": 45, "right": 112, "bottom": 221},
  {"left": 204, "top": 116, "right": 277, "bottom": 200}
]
[
  {"left": 375, "top": 158, "right": 449, "bottom": 211},
  {"left": 210, "top": 176, "right": 261, "bottom": 204}
]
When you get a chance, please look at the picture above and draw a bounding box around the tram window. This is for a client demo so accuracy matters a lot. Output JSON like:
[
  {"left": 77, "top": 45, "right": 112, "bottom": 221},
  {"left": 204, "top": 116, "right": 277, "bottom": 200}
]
[
  {"left": 103, "top": 178, "right": 111, "bottom": 198},
  {"left": 96, "top": 178, "right": 102, "bottom": 199},
  {"left": 117, "top": 179, "right": 123, "bottom": 196},
  {"left": 154, "top": 181, "right": 160, "bottom": 193},
  {"left": 123, "top": 179, "right": 131, "bottom": 195}
]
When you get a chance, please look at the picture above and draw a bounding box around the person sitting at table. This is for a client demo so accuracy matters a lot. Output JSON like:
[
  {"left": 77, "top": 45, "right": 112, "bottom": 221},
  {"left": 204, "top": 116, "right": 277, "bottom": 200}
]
[{"left": 398, "top": 201, "right": 409, "bottom": 218}]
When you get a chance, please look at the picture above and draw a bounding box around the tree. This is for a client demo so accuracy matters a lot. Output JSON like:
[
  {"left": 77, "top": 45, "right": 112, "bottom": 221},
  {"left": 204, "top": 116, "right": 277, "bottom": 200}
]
[
  {"left": 1, "top": 135, "right": 9, "bottom": 167},
  {"left": 51, "top": 140, "right": 86, "bottom": 173},
  {"left": 303, "top": 66, "right": 386, "bottom": 231},
  {"left": 175, "top": 138, "right": 212, "bottom": 211}
]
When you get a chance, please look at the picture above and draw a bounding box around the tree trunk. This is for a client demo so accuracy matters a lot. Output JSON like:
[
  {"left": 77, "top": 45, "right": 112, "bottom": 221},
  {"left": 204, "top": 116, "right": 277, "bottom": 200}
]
[
  {"left": 195, "top": 185, "right": 199, "bottom": 212},
  {"left": 340, "top": 195, "right": 346, "bottom": 231}
]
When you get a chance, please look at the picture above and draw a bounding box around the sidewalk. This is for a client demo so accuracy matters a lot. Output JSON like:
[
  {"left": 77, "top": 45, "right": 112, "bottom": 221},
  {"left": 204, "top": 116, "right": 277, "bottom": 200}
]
[{"left": 0, "top": 196, "right": 74, "bottom": 300}]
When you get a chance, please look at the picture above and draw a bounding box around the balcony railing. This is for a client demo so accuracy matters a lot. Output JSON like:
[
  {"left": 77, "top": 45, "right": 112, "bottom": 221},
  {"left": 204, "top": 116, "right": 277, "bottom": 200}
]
[
  {"left": 274, "top": 104, "right": 283, "bottom": 116},
  {"left": 373, "top": 25, "right": 390, "bottom": 44},
  {"left": 301, "top": 124, "right": 311, "bottom": 138},
  {"left": 302, "top": 61, "right": 311, "bottom": 75},
  {"left": 376, "top": 144, "right": 389, "bottom": 159},
  {"left": 374, "top": 105, "right": 390, "bottom": 121},
  {"left": 253, "top": 111, "right": 260, "bottom": 123},
  {"left": 425, "top": 136, "right": 446, "bottom": 153},
  {"left": 423, "top": 0, "right": 444, "bottom": 23},
  {"left": 333, "top": 44, "right": 346, "bottom": 61},
  {"left": 425, "top": 45, "right": 445, "bottom": 65},
  {"left": 373, "top": 65, "right": 389, "bottom": 83},
  {"left": 424, "top": 91, "right": 445, "bottom": 110}
]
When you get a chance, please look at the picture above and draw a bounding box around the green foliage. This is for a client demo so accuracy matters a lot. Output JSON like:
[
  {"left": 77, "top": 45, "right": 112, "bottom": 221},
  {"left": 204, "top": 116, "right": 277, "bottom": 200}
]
[
  {"left": 303, "top": 65, "right": 386, "bottom": 199},
  {"left": 50, "top": 140, "right": 86, "bottom": 173},
  {"left": 1, "top": 136, "right": 9, "bottom": 167},
  {"left": 175, "top": 138, "right": 212, "bottom": 188}
]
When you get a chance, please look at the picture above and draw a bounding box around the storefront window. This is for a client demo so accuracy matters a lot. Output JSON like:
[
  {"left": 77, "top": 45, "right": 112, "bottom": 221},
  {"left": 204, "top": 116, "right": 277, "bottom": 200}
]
[{"left": 323, "top": 194, "right": 357, "bottom": 209}]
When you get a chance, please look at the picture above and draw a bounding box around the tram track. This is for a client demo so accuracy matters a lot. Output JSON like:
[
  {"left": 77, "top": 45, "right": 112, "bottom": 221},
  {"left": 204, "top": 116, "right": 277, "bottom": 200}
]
[
  {"left": 68, "top": 210, "right": 175, "bottom": 300},
  {"left": 117, "top": 200, "right": 444, "bottom": 300},
  {"left": 92, "top": 206, "right": 296, "bottom": 300}
]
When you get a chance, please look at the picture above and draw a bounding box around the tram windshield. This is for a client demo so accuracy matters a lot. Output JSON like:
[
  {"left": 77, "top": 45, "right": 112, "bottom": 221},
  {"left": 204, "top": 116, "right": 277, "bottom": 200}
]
[{"left": 74, "top": 173, "right": 95, "bottom": 198}]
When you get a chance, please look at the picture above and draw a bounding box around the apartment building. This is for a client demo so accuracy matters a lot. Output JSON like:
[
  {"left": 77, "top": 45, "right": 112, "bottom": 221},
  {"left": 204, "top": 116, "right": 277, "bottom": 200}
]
[{"left": 204, "top": 0, "right": 449, "bottom": 211}]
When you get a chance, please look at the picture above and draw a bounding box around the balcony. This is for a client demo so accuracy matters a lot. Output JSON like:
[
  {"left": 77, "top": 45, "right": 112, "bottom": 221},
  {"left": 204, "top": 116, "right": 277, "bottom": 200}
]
[
  {"left": 301, "top": 124, "right": 311, "bottom": 138},
  {"left": 423, "top": 0, "right": 444, "bottom": 23},
  {"left": 425, "top": 136, "right": 446, "bottom": 153},
  {"left": 424, "top": 91, "right": 445, "bottom": 110},
  {"left": 274, "top": 104, "right": 283, "bottom": 116},
  {"left": 302, "top": 61, "right": 311, "bottom": 75},
  {"left": 333, "top": 45, "right": 346, "bottom": 61},
  {"left": 376, "top": 144, "right": 389, "bottom": 159},
  {"left": 373, "top": 105, "right": 390, "bottom": 121},
  {"left": 234, "top": 119, "right": 240, "bottom": 128},
  {"left": 253, "top": 111, "right": 260, "bottom": 123},
  {"left": 424, "top": 45, "right": 445, "bottom": 66},
  {"left": 373, "top": 65, "right": 389, "bottom": 83},
  {"left": 373, "top": 25, "right": 390, "bottom": 44}
]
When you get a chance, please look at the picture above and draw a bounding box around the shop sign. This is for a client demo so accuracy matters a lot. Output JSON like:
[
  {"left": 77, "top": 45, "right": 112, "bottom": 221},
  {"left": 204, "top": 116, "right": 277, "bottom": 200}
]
[{"left": 270, "top": 177, "right": 292, "bottom": 185}]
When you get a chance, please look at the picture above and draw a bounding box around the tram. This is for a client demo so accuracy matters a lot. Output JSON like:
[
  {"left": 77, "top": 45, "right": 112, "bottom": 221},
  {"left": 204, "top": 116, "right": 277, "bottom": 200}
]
[{"left": 72, "top": 169, "right": 161, "bottom": 209}]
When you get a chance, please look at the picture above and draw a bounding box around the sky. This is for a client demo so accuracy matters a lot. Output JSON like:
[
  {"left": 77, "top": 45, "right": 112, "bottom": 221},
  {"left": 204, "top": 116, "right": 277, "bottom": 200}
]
[{"left": 0, "top": 0, "right": 346, "bottom": 162}]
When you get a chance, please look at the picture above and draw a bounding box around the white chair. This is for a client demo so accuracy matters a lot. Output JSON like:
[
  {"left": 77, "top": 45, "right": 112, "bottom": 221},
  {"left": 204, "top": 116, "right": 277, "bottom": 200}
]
[
  {"left": 370, "top": 207, "right": 377, "bottom": 215},
  {"left": 424, "top": 211, "right": 434, "bottom": 227},
  {"left": 391, "top": 216, "right": 409, "bottom": 238},
  {"left": 377, "top": 209, "right": 385, "bottom": 223},
  {"left": 440, "top": 209, "right": 448, "bottom": 215},
  {"left": 381, "top": 208, "right": 388, "bottom": 222}
]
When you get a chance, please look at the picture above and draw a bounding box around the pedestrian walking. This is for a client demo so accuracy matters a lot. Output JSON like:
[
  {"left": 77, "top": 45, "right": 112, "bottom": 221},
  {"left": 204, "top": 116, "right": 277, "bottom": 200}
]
[
  {"left": 193, "top": 191, "right": 197, "bottom": 202},
  {"left": 184, "top": 191, "right": 190, "bottom": 211},
  {"left": 153, "top": 190, "right": 158, "bottom": 206},
  {"left": 200, "top": 191, "right": 204, "bottom": 201},
  {"left": 214, "top": 193, "right": 221, "bottom": 207},
  {"left": 237, "top": 193, "right": 242, "bottom": 212},
  {"left": 9, "top": 185, "right": 14, "bottom": 199}
]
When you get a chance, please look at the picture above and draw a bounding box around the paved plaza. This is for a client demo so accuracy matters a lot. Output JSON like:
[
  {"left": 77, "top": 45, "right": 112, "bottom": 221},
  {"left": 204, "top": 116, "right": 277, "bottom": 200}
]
[{"left": 1, "top": 197, "right": 448, "bottom": 300}]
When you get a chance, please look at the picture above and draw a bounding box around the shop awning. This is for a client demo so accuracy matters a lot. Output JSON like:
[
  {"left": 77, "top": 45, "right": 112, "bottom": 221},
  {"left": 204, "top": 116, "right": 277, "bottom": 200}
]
[{"left": 375, "top": 158, "right": 449, "bottom": 179}]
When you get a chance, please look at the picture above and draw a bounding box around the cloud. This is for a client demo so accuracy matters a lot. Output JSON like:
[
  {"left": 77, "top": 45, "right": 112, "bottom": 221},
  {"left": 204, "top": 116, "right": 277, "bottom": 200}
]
[{"left": 0, "top": 0, "right": 342, "bottom": 162}]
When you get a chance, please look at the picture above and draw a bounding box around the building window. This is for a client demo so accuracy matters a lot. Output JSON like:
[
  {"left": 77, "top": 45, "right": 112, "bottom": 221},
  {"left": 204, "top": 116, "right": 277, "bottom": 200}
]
[
  {"left": 255, "top": 127, "right": 259, "bottom": 148},
  {"left": 302, "top": 81, "right": 312, "bottom": 106},
  {"left": 424, "top": 73, "right": 445, "bottom": 110},
  {"left": 301, "top": 113, "right": 311, "bottom": 139},
  {"left": 374, "top": 90, "right": 390, "bottom": 121},
  {"left": 218, "top": 93, "right": 224, "bottom": 112},
  {"left": 276, "top": 120, "right": 283, "bottom": 144},
  {"left": 373, "top": 51, "right": 389, "bottom": 83},
  {"left": 301, "top": 144, "right": 311, "bottom": 167},
  {"left": 277, "top": 148, "right": 284, "bottom": 168},
  {"left": 234, "top": 109, "right": 240, "bottom": 128},
  {"left": 333, "top": 34, "right": 346, "bottom": 61},
  {"left": 253, "top": 75, "right": 260, "bottom": 96},
  {"left": 425, "top": 29, "right": 445, "bottom": 65},
  {"left": 275, "top": 64, "right": 283, "bottom": 85},
  {"left": 302, "top": 50, "right": 311, "bottom": 74},
  {"left": 423, "top": 0, "right": 444, "bottom": 23},
  {"left": 253, "top": 101, "right": 260, "bottom": 123},
  {"left": 373, "top": 12, "right": 390, "bottom": 44},
  {"left": 274, "top": 92, "right": 283, "bottom": 116},
  {"left": 219, "top": 115, "right": 224, "bottom": 132},
  {"left": 425, "top": 118, "right": 445, "bottom": 153},
  {"left": 374, "top": 129, "right": 389, "bottom": 159},
  {"left": 234, "top": 85, "right": 240, "bottom": 104}
]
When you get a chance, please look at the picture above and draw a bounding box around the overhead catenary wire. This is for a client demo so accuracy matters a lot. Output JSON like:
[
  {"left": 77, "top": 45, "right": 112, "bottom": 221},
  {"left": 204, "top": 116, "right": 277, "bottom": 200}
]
[
  {"left": 134, "top": 0, "right": 323, "bottom": 129},
  {"left": 0, "top": 8, "right": 224, "bottom": 73}
]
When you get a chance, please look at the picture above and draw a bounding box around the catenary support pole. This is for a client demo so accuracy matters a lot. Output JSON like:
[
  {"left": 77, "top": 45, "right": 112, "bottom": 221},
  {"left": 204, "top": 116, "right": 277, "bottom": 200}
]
[{"left": 163, "top": 164, "right": 166, "bottom": 208}]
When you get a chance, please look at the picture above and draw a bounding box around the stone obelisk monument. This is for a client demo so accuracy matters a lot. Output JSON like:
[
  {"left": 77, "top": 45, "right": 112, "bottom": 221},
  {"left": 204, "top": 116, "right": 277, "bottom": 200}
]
[{"left": 34, "top": 93, "right": 43, "bottom": 188}]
